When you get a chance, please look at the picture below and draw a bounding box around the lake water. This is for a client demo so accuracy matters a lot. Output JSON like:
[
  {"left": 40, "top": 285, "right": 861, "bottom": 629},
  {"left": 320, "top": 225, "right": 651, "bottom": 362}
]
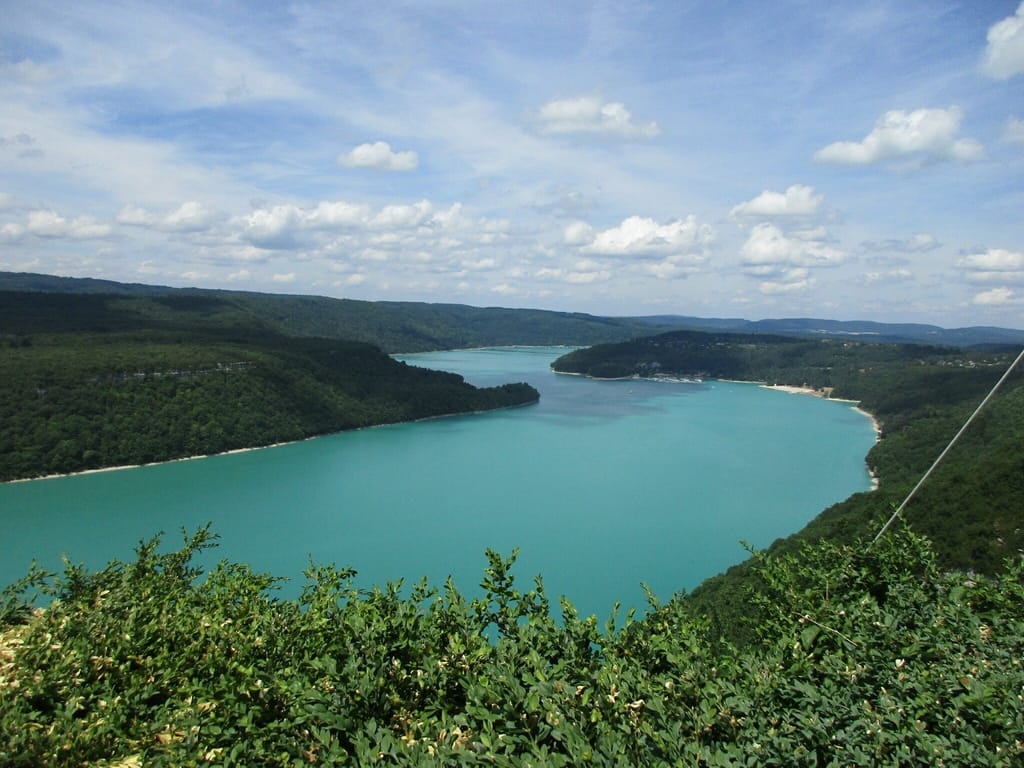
[{"left": 0, "top": 346, "right": 877, "bottom": 619}]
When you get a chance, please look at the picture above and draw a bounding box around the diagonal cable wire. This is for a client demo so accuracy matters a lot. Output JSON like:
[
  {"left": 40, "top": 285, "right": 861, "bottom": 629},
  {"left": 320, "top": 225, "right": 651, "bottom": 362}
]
[{"left": 871, "top": 346, "right": 1024, "bottom": 545}]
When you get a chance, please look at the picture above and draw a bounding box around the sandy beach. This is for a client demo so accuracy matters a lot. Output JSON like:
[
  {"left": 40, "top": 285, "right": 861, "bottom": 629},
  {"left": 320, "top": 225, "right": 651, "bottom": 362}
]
[
  {"left": 760, "top": 383, "right": 820, "bottom": 396},
  {"left": 759, "top": 382, "right": 882, "bottom": 490},
  {"left": 759, "top": 383, "right": 881, "bottom": 437},
  {"left": 4, "top": 440, "right": 304, "bottom": 485}
]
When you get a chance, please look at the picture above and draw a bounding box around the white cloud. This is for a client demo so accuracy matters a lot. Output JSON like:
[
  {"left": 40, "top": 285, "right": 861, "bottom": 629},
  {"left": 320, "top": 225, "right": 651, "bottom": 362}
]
[
  {"left": 337, "top": 141, "right": 419, "bottom": 171},
  {"left": 118, "top": 201, "right": 218, "bottom": 232},
  {"left": 272, "top": 272, "right": 296, "bottom": 283},
  {"left": 235, "top": 204, "right": 303, "bottom": 249},
  {"left": 371, "top": 200, "right": 434, "bottom": 229},
  {"left": 958, "top": 248, "right": 1024, "bottom": 284},
  {"left": 958, "top": 248, "right": 1024, "bottom": 271},
  {"left": 565, "top": 270, "right": 609, "bottom": 284},
  {"left": 1, "top": 58, "right": 53, "bottom": 85},
  {"left": 26, "top": 209, "right": 112, "bottom": 239},
  {"left": 759, "top": 272, "right": 814, "bottom": 295},
  {"left": 563, "top": 220, "right": 595, "bottom": 246},
  {"left": 790, "top": 226, "right": 830, "bottom": 242},
  {"left": 186, "top": 197, "right": 525, "bottom": 301},
  {"left": 862, "top": 233, "right": 940, "bottom": 253},
  {"left": 533, "top": 96, "right": 660, "bottom": 138},
  {"left": 730, "top": 185, "right": 824, "bottom": 218},
  {"left": 972, "top": 287, "right": 1018, "bottom": 306},
  {"left": 729, "top": 185, "right": 841, "bottom": 294},
  {"left": 741, "top": 223, "right": 844, "bottom": 269},
  {"left": 226, "top": 198, "right": 454, "bottom": 253},
  {"left": 814, "top": 107, "right": 983, "bottom": 166},
  {"left": 863, "top": 268, "right": 913, "bottom": 284},
  {"left": 572, "top": 214, "right": 713, "bottom": 258},
  {"left": 0, "top": 223, "right": 26, "bottom": 240},
  {"left": 1004, "top": 116, "right": 1024, "bottom": 145},
  {"left": 163, "top": 201, "right": 218, "bottom": 232},
  {"left": 535, "top": 265, "right": 610, "bottom": 284},
  {"left": 435, "top": 203, "right": 473, "bottom": 230},
  {"left": 117, "top": 206, "right": 155, "bottom": 227},
  {"left": 980, "top": 2, "right": 1024, "bottom": 80},
  {"left": 645, "top": 259, "right": 700, "bottom": 280},
  {"left": 304, "top": 201, "right": 374, "bottom": 229}
]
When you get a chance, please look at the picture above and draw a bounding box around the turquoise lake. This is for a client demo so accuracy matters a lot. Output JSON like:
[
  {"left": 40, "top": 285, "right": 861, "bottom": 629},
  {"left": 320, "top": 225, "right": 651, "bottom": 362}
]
[{"left": 0, "top": 346, "right": 877, "bottom": 619}]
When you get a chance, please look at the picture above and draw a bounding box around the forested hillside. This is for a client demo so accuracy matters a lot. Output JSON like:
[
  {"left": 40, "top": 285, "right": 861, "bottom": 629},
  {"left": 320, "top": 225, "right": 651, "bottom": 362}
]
[
  {"left": 5, "top": 271, "right": 1022, "bottom": 351},
  {"left": 553, "top": 331, "right": 1024, "bottom": 643},
  {"left": 0, "top": 291, "right": 538, "bottom": 482},
  {"left": 0, "top": 273, "right": 665, "bottom": 353}
]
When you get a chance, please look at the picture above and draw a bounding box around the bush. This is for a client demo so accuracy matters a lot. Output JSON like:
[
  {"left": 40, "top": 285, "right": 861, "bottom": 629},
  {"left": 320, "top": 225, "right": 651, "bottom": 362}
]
[{"left": 2, "top": 525, "right": 1022, "bottom": 766}]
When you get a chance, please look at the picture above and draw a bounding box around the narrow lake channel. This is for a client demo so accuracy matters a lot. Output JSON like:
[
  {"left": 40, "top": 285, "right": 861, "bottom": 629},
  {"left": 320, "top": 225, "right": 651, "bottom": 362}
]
[{"left": 1, "top": 346, "right": 877, "bottom": 619}]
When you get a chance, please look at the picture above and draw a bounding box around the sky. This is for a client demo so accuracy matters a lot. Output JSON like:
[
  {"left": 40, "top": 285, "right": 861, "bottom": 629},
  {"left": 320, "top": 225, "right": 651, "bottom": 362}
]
[{"left": 1, "top": 1, "right": 1023, "bottom": 328}]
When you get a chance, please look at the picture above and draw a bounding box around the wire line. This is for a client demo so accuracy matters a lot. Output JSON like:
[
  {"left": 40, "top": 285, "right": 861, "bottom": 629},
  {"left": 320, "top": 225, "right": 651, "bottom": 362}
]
[{"left": 871, "top": 346, "right": 1024, "bottom": 545}]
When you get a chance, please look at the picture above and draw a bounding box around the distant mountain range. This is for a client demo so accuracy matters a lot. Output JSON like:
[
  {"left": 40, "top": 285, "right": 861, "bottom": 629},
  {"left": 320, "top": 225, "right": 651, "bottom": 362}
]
[
  {"left": 632, "top": 314, "right": 1024, "bottom": 348},
  {"left": 2, "top": 271, "right": 1022, "bottom": 350}
]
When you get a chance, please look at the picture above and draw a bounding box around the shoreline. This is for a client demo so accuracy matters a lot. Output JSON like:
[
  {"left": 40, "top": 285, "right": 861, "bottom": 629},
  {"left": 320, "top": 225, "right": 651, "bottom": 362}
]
[
  {"left": 5, "top": 439, "right": 308, "bottom": 485},
  {"left": 758, "top": 383, "right": 881, "bottom": 439},
  {"left": 553, "top": 370, "right": 882, "bottom": 438},
  {"left": 757, "top": 383, "right": 882, "bottom": 490},
  {"left": 554, "top": 369, "right": 883, "bottom": 492},
  {"left": 551, "top": 369, "right": 703, "bottom": 384},
  {"left": 4, "top": 397, "right": 540, "bottom": 486}
]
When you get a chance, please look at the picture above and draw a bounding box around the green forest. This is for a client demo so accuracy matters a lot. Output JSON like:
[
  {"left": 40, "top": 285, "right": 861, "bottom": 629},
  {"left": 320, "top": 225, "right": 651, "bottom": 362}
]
[
  {"left": 3, "top": 281, "right": 1024, "bottom": 764},
  {"left": 0, "top": 273, "right": 671, "bottom": 354},
  {"left": 0, "top": 290, "right": 538, "bottom": 482}
]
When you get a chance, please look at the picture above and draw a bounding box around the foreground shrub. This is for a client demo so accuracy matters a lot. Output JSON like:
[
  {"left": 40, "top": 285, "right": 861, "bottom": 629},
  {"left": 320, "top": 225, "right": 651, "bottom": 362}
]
[{"left": 2, "top": 525, "right": 1022, "bottom": 766}]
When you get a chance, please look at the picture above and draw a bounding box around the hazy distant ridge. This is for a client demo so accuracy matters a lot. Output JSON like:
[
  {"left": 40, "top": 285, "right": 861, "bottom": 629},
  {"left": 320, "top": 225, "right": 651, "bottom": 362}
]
[
  {"left": 632, "top": 314, "right": 1024, "bottom": 348},
  {"left": 3, "top": 271, "right": 1022, "bottom": 350}
]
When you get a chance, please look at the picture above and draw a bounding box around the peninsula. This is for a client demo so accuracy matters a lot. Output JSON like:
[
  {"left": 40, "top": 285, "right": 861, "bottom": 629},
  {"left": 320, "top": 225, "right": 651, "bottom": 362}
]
[{"left": 0, "top": 289, "right": 538, "bottom": 482}]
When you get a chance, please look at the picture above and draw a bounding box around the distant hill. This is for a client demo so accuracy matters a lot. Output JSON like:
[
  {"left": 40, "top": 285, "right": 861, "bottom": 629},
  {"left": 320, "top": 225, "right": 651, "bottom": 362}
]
[
  {"left": 0, "top": 272, "right": 669, "bottom": 352},
  {"left": 3, "top": 271, "right": 1023, "bottom": 350},
  {"left": 0, "top": 286, "right": 539, "bottom": 481},
  {"left": 631, "top": 314, "right": 1024, "bottom": 348}
]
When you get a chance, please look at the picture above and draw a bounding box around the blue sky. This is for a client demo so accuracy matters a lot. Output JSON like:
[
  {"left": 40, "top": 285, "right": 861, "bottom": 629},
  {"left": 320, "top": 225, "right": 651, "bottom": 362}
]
[{"left": 2, "top": 1, "right": 1023, "bottom": 327}]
